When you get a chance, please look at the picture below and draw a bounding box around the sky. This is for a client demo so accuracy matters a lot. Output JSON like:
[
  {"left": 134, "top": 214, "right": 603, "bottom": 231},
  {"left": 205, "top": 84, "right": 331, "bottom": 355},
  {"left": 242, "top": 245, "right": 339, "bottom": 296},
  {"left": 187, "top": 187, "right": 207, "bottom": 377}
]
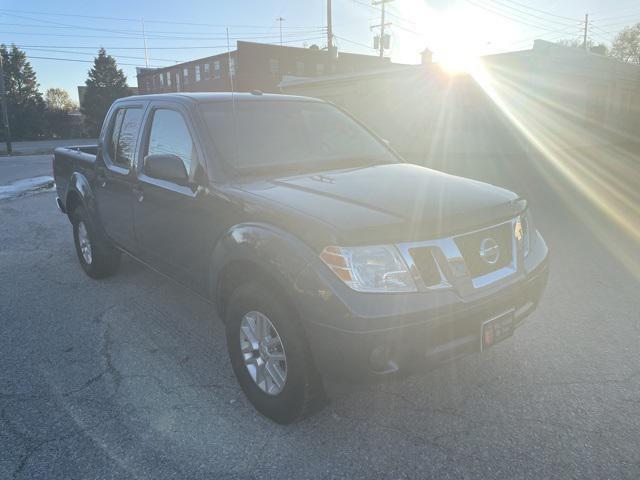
[{"left": 1, "top": 0, "right": 638, "bottom": 102}]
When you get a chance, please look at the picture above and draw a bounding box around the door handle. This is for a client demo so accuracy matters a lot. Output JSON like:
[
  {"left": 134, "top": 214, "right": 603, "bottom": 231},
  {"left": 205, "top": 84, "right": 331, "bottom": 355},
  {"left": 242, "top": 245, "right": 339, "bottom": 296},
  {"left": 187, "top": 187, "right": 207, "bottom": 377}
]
[
  {"left": 96, "top": 168, "right": 107, "bottom": 188},
  {"left": 133, "top": 187, "right": 144, "bottom": 203}
]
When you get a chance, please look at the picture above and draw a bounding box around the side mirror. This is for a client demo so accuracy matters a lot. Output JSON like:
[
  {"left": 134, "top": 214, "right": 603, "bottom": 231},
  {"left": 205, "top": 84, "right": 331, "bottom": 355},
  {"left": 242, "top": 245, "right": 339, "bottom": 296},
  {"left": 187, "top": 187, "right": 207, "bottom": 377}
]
[{"left": 144, "top": 154, "right": 189, "bottom": 185}]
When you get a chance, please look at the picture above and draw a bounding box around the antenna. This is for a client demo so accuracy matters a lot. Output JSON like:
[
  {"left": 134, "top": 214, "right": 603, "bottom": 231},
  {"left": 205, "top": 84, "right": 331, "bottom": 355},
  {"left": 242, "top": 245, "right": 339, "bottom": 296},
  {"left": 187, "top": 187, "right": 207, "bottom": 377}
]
[
  {"left": 226, "top": 28, "right": 235, "bottom": 95},
  {"left": 276, "top": 17, "right": 285, "bottom": 46},
  {"left": 141, "top": 18, "right": 149, "bottom": 68},
  {"left": 226, "top": 28, "right": 240, "bottom": 164}
]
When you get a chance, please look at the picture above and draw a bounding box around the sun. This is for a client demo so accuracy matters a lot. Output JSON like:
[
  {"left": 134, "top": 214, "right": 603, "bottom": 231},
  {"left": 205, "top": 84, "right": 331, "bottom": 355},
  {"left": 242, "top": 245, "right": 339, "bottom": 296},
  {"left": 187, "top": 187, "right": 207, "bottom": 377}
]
[
  {"left": 392, "top": 1, "right": 513, "bottom": 74},
  {"left": 436, "top": 50, "right": 480, "bottom": 75}
]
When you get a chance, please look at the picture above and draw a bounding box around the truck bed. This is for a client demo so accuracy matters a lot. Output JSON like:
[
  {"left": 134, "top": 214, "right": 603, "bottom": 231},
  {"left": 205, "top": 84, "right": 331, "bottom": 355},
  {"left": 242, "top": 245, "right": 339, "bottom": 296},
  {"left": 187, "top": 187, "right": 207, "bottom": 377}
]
[{"left": 53, "top": 145, "right": 98, "bottom": 212}]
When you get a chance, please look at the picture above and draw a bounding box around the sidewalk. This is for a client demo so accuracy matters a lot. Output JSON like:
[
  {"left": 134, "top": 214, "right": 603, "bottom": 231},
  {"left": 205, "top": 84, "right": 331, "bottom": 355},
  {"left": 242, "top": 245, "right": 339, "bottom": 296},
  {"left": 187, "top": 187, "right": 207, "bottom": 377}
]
[{"left": 0, "top": 138, "right": 97, "bottom": 156}]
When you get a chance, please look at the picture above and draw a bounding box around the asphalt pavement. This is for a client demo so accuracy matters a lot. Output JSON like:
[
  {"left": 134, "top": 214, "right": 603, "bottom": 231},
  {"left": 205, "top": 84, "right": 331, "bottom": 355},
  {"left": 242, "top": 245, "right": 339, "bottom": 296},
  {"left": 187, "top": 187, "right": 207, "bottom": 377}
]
[
  {"left": 0, "top": 154, "right": 54, "bottom": 186},
  {"left": 1, "top": 151, "right": 639, "bottom": 479}
]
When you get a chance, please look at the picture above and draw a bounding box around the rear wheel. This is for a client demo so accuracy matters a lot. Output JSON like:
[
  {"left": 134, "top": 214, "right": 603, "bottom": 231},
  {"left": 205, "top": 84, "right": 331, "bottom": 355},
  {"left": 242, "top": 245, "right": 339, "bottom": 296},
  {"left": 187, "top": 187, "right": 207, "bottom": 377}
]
[
  {"left": 72, "top": 205, "right": 121, "bottom": 279},
  {"left": 225, "top": 282, "right": 325, "bottom": 423}
]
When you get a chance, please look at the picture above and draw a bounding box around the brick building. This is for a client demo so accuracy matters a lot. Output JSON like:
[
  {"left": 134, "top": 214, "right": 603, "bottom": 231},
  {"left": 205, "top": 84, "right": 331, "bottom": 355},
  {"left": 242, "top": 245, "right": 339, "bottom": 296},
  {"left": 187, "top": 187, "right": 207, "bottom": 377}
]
[{"left": 137, "top": 40, "right": 406, "bottom": 95}]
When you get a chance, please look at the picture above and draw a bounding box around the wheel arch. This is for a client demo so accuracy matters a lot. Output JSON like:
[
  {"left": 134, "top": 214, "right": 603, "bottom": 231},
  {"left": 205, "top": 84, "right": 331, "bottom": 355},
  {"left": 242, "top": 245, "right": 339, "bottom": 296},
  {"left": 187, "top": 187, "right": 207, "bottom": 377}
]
[
  {"left": 210, "top": 223, "right": 314, "bottom": 321},
  {"left": 64, "top": 172, "right": 103, "bottom": 227}
]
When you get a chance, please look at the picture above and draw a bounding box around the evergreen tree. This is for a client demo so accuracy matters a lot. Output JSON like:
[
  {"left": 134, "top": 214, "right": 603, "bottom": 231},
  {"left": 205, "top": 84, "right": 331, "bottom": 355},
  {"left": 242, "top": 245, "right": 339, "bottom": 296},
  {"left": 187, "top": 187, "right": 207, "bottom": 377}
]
[
  {"left": 82, "top": 48, "right": 131, "bottom": 136},
  {"left": 0, "top": 44, "right": 45, "bottom": 140}
]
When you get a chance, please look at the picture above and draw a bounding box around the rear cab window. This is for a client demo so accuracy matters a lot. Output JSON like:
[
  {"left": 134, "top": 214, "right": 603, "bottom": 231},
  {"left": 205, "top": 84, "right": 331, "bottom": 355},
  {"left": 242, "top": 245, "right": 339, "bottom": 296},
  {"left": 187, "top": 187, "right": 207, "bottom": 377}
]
[{"left": 105, "top": 106, "right": 144, "bottom": 170}]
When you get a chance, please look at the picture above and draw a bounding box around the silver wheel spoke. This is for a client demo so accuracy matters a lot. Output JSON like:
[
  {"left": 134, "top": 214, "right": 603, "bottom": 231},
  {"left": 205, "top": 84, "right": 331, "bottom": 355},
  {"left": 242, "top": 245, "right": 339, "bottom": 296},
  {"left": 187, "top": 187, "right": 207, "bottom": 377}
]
[
  {"left": 239, "top": 310, "right": 288, "bottom": 396},
  {"left": 241, "top": 323, "right": 259, "bottom": 349},
  {"left": 78, "top": 222, "right": 92, "bottom": 264},
  {"left": 268, "top": 352, "right": 286, "bottom": 362},
  {"left": 265, "top": 361, "right": 285, "bottom": 390}
]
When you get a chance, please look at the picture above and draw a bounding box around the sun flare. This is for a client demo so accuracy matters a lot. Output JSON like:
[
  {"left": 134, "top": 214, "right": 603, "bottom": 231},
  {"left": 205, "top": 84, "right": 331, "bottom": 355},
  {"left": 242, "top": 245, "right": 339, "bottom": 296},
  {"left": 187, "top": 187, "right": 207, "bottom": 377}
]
[{"left": 392, "top": 1, "right": 516, "bottom": 73}]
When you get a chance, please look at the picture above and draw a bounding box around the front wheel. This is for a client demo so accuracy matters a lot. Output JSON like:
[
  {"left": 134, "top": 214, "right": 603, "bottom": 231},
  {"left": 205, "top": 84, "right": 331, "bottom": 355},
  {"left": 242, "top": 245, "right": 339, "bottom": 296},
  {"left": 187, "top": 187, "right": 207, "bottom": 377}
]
[
  {"left": 72, "top": 205, "right": 121, "bottom": 279},
  {"left": 225, "top": 282, "right": 325, "bottom": 423}
]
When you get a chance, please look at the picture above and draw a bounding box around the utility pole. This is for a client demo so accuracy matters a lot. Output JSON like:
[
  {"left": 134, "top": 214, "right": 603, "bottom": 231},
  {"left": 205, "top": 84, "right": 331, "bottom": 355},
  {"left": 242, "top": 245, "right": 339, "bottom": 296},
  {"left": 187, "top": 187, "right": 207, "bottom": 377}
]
[
  {"left": 0, "top": 53, "right": 11, "bottom": 155},
  {"left": 583, "top": 13, "right": 589, "bottom": 51},
  {"left": 327, "top": 0, "right": 335, "bottom": 60},
  {"left": 142, "top": 18, "right": 149, "bottom": 67},
  {"left": 276, "top": 16, "right": 285, "bottom": 46},
  {"left": 371, "top": 0, "right": 394, "bottom": 59}
]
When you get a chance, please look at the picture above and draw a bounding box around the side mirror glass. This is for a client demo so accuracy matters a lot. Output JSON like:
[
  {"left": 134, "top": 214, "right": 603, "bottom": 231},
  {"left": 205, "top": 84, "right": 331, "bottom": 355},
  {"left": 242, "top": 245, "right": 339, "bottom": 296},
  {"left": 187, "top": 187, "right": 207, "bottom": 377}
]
[{"left": 144, "top": 154, "right": 189, "bottom": 185}]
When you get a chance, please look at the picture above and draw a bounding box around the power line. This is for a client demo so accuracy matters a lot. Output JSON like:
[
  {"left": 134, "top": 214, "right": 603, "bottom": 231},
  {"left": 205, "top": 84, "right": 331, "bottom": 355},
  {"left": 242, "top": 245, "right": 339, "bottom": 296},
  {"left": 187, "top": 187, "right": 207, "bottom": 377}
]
[
  {"left": 595, "top": 18, "right": 640, "bottom": 30},
  {"left": 0, "top": 28, "right": 327, "bottom": 41},
  {"left": 20, "top": 46, "right": 180, "bottom": 63},
  {"left": 25, "top": 55, "right": 167, "bottom": 67},
  {"left": 590, "top": 11, "right": 640, "bottom": 22},
  {"left": 0, "top": 8, "right": 322, "bottom": 29},
  {"left": 346, "top": 0, "right": 419, "bottom": 28},
  {"left": 10, "top": 35, "right": 328, "bottom": 52},
  {"left": 0, "top": 20, "right": 327, "bottom": 39},
  {"left": 484, "top": 0, "right": 578, "bottom": 23},
  {"left": 480, "top": 0, "right": 578, "bottom": 27},
  {"left": 463, "top": 0, "right": 582, "bottom": 35},
  {"left": 333, "top": 34, "right": 375, "bottom": 50}
]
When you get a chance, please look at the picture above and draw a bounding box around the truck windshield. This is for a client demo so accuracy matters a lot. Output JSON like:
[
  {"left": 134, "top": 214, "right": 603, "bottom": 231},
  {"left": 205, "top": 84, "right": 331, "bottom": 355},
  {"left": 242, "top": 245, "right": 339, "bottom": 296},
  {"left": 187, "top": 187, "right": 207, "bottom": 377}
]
[{"left": 200, "top": 100, "right": 396, "bottom": 174}]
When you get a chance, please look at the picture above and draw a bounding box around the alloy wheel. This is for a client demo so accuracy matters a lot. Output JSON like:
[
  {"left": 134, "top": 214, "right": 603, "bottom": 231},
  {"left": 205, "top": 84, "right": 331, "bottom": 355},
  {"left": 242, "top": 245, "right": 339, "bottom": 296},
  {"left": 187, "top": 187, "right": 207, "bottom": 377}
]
[
  {"left": 239, "top": 310, "right": 288, "bottom": 395},
  {"left": 77, "top": 222, "right": 92, "bottom": 265}
]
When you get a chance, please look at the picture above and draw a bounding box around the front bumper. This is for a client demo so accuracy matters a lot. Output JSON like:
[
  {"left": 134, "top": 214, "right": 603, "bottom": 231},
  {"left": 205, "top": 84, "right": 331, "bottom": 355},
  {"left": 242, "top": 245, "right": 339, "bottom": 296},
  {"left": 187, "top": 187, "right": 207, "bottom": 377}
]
[{"left": 293, "top": 231, "right": 549, "bottom": 381}]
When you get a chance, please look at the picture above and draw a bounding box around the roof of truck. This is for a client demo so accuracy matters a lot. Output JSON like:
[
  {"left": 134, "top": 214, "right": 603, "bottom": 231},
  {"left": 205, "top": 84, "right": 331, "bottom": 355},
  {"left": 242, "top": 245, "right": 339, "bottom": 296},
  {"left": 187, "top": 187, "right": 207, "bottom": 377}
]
[{"left": 117, "top": 92, "right": 323, "bottom": 104}]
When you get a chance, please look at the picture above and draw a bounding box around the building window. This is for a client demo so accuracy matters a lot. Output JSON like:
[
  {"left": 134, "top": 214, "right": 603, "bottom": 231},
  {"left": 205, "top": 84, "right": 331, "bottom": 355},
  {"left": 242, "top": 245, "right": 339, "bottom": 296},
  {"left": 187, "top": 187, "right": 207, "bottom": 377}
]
[
  {"left": 195, "top": 65, "right": 201, "bottom": 82},
  {"left": 176, "top": 74, "right": 181, "bottom": 92},
  {"left": 296, "top": 61, "right": 305, "bottom": 76},
  {"left": 166, "top": 71, "right": 171, "bottom": 86},
  {"left": 269, "top": 58, "right": 279, "bottom": 75},
  {"left": 213, "top": 61, "right": 221, "bottom": 79},
  {"left": 316, "top": 63, "right": 325, "bottom": 75},
  {"left": 183, "top": 67, "right": 189, "bottom": 84},
  {"left": 204, "top": 63, "right": 210, "bottom": 79},
  {"left": 229, "top": 56, "right": 236, "bottom": 77},
  {"left": 158, "top": 73, "right": 164, "bottom": 86}
]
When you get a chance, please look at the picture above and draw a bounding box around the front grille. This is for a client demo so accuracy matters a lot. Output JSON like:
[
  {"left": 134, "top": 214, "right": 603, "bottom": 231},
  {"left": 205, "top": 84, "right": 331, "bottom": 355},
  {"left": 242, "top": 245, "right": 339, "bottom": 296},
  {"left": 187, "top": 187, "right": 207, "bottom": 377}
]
[
  {"left": 409, "top": 247, "right": 442, "bottom": 287},
  {"left": 455, "top": 222, "right": 513, "bottom": 277}
]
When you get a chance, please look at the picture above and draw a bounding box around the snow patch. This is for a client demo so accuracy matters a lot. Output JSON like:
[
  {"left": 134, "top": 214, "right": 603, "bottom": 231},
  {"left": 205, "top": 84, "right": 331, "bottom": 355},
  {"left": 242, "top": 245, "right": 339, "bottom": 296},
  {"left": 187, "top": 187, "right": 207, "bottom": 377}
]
[{"left": 0, "top": 176, "right": 55, "bottom": 200}]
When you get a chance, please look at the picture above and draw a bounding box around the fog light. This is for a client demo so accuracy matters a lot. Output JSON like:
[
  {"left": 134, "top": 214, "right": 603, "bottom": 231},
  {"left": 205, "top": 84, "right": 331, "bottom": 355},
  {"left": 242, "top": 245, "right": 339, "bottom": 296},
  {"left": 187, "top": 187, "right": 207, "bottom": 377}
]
[{"left": 369, "top": 345, "right": 397, "bottom": 373}]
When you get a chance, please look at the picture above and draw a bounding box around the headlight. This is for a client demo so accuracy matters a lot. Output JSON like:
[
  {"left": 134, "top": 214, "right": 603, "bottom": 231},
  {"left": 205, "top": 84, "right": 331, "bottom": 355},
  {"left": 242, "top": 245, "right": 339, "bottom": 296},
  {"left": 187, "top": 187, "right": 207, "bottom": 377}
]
[{"left": 320, "top": 245, "right": 417, "bottom": 293}]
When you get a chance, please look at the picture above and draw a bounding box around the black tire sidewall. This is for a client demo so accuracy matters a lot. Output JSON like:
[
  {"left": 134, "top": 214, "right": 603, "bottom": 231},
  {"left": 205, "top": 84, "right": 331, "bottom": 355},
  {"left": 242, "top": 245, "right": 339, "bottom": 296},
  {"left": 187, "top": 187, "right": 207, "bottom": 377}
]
[
  {"left": 71, "top": 205, "right": 119, "bottom": 279},
  {"left": 225, "top": 282, "right": 311, "bottom": 424},
  {"left": 72, "top": 207, "right": 98, "bottom": 276}
]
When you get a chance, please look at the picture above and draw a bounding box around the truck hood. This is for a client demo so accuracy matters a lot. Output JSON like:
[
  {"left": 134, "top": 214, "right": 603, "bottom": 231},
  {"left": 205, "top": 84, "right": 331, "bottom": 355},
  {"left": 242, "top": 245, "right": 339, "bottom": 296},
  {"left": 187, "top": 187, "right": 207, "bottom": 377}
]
[{"left": 238, "top": 163, "right": 522, "bottom": 245}]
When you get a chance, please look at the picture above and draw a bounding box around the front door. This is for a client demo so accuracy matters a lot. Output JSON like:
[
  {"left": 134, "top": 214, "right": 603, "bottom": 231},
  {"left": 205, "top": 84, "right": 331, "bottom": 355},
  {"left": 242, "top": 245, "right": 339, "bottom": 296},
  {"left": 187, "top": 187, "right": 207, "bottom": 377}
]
[
  {"left": 95, "top": 106, "right": 145, "bottom": 251},
  {"left": 133, "top": 105, "right": 212, "bottom": 289}
]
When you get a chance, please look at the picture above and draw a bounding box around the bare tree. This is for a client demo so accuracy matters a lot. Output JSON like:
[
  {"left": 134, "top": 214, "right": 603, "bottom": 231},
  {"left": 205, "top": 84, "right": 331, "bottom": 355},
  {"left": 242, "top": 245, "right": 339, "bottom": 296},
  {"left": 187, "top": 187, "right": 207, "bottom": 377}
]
[
  {"left": 45, "top": 88, "right": 77, "bottom": 112},
  {"left": 611, "top": 23, "right": 640, "bottom": 64},
  {"left": 556, "top": 38, "right": 608, "bottom": 54}
]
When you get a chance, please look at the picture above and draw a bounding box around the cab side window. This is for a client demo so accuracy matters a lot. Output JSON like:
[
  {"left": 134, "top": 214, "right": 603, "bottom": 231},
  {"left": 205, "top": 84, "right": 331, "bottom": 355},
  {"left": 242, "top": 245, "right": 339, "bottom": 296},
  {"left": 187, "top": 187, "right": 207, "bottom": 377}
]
[
  {"left": 146, "top": 109, "right": 196, "bottom": 175},
  {"left": 106, "top": 107, "right": 143, "bottom": 169},
  {"left": 107, "top": 109, "right": 125, "bottom": 162}
]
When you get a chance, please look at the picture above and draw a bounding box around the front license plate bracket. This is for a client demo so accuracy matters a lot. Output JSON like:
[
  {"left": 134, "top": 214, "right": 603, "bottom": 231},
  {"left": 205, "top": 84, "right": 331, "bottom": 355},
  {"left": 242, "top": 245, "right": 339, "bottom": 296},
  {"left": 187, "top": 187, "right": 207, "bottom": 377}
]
[{"left": 480, "top": 309, "right": 515, "bottom": 352}]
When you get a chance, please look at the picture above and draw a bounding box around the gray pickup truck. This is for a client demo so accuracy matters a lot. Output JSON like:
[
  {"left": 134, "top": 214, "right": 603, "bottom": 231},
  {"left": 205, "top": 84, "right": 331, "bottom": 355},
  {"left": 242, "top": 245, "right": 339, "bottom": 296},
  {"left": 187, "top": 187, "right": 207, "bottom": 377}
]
[{"left": 53, "top": 92, "right": 549, "bottom": 423}]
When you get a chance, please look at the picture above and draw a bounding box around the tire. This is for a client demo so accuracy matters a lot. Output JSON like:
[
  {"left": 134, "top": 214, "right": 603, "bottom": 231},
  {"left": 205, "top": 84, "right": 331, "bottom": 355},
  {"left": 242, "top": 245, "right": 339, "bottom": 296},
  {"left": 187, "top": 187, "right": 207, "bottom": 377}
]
[
  {"left": 71, "top": 205, "right": 121, "bottom": 279},
  {"left": 225, "top": 281, "right": 325, "bottom": 423}
]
